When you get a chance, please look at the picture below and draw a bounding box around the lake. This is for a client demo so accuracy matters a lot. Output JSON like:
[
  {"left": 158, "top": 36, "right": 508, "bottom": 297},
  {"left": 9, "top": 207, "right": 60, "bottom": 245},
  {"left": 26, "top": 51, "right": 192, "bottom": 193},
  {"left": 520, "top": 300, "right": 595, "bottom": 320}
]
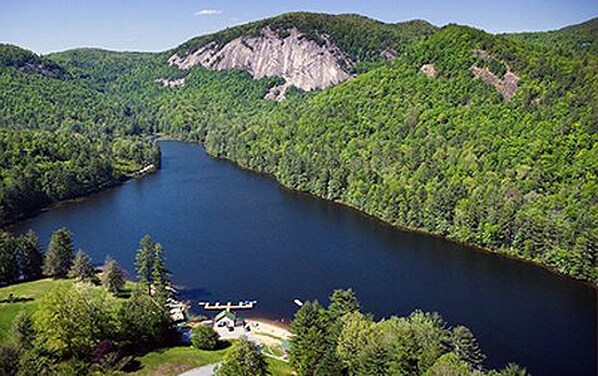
[{"left": 13, "top": 141, "right": 596, "bottom": 375}]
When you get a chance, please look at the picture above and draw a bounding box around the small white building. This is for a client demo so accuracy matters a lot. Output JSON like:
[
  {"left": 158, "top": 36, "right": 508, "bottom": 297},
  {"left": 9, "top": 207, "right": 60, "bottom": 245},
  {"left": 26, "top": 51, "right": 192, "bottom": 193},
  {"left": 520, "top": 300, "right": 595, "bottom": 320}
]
[
  {"left": 214, "top": 310, "right": 246, "bottom": 328},
  {"left": 214, "top": 310, "right": 237, "bottom": 328}
]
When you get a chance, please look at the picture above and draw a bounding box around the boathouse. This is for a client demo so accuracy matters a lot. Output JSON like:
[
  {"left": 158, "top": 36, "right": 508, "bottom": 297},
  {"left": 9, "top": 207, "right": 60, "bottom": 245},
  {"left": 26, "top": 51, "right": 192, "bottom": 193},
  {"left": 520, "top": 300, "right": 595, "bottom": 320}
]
[{"left": 214, "top": 310, "right": 245, "bottom": 328}]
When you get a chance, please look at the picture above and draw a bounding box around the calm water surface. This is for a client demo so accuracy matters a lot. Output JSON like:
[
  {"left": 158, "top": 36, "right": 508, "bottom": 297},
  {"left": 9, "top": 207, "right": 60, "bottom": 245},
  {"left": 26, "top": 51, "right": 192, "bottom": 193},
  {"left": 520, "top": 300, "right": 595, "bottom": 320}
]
[{"left": 14, "top": 141, "right": 596, "bottom": 375}]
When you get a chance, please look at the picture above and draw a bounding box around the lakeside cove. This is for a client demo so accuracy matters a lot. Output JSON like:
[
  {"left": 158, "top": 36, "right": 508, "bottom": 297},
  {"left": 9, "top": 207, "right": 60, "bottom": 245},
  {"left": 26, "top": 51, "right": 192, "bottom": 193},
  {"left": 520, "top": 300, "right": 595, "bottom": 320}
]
[{"left": 11, "top": 141, "right": 597, "bottom": 376}]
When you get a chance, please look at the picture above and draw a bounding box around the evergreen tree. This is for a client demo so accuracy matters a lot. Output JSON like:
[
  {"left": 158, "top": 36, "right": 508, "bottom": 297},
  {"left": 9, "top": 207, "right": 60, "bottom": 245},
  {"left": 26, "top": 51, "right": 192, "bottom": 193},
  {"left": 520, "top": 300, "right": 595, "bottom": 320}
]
[
  {"left": 151, "top": 243, "right": 169, "bottom": 287},
  {"left": 135, "top": 235, "right": 154, "bottom": 291},
  {"left": 490, "top": 363, "right": 529, "bottom": 376},
  {"left": 102, "top": 257, "right": 125, "bottom": 294},
  {"left": 0, "top": 343, "right": 19, "bottom": 376},
  {"left": 358, "top": 335, "right": 391, "bottom": 376},
  {"left": 290, "top": 301, "right": 339, "bottom": 375},
  {"left": 11, "top": 312, "right": 35, "bottom": 351},
  {"left": 0, "top": 232, "right": 19, "bottom": 285},
  {"left": 451, "top": 325, "right": 486, "bottom": 370},
  {"left": 69, "top": 250, "right": 97, "bottom": 283},
  {"left": 336, "top": 311, "right": 372, "bottom": 373},
  {"left": 216, "top": 336, "right": 268, "bottom": 376},
  {"left": 17, "top": 230, "right": 43, "bottom": 281},
  {"left": 43, "top": 228, "right": 74, "bottom": 278},
  {"left": 328, "top": 289, "right": 360, "bottom": 322},
  {"left": 327, "top": 288, "right": 360, "bottom": 340}
]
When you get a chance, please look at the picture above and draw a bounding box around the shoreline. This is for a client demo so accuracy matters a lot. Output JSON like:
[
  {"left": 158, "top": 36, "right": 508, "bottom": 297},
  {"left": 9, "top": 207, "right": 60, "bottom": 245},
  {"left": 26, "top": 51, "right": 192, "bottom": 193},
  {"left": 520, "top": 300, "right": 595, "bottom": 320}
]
[
  {"left": 247, "top": 318, "right": 291, "bottom": 333},
  {"left": 2, "top": 164, "right": 159, "bottom": 230},
  {"left": 8, "top": 137, "right": 597, "bottom": 290},
  {"left": 160, "top": 138, "right": 598, "bottom": 290}
]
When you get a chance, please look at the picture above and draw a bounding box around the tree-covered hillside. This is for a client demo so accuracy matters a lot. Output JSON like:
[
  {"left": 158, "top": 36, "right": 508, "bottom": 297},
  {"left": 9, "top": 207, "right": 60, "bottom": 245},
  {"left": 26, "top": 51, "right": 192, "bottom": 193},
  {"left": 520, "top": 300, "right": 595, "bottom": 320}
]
[
  {"left": 0, "top": 45, "right": 160, "bottom": 224},
  {"left": 508, "top": 17, "right": 598, "bottom": 56},
  {"left": 147, "top": 22, "right": 598, "bottom": 283},
  {"left": 0, "top": 13, "right": 596, "bottom": 283}
]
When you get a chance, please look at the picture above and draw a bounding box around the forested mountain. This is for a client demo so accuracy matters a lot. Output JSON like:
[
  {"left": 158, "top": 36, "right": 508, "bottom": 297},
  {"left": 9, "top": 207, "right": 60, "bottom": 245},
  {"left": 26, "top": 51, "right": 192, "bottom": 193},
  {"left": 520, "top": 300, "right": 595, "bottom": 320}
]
[
  {"left": 171, "top": 12, "right": 437, "bottom": 68},
  {"left": 0, "top": 45, "right": 160, "bottom": 224},
  {"left": 508, "top": 17, "right": 598, "bottom": 55},
  {"left": 1, "top": 12, "right": 596, "bottom": 283}
]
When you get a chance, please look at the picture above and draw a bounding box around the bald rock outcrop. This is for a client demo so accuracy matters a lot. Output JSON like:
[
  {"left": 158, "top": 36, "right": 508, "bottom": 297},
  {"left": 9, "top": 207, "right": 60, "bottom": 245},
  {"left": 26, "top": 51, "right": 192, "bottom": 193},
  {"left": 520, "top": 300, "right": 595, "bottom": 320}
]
[
  {"left": 168, "top": 27, "right": 352, "bottom": 100},
  {"left": 471, "top": 65, "right": 519, "bottom": 101}
]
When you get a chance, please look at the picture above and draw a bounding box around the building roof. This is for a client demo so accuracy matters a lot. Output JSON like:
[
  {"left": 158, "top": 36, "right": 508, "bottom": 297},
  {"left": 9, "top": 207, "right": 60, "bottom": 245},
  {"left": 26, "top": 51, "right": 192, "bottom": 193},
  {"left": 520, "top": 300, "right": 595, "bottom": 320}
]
[{"left": 215, "top": 310, "right": 237, "bottom": 322}]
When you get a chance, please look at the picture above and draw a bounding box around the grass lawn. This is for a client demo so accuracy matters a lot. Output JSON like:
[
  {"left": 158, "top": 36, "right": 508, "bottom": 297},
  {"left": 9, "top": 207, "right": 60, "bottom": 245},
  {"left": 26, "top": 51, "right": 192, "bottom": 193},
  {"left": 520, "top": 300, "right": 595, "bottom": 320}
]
[
  {"left": 133, "top": 345, "right": 295, "bottom": 376},
  {"left": 267, "top": 357, "right": 295, "bottom": 375},
  {"left": 0, "top": 278, "right": 73, "bottom": 341},
  {"left": 133, "top": 346, "right": 229, "bottom": 375},
  {"left": 0, "top": 278, "right": 135, "bottom": 342}
]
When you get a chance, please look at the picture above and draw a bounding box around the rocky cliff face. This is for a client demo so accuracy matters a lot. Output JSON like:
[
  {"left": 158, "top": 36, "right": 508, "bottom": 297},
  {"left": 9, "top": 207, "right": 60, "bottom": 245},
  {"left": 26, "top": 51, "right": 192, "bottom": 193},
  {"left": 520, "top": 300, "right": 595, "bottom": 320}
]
[{"left": 168, "top": 27, "right": 352, "bottom": 100}]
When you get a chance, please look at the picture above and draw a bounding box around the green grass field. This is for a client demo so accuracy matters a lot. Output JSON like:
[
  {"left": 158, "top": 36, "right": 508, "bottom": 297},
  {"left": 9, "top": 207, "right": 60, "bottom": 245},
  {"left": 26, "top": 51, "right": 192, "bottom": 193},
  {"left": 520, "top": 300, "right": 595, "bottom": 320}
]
[
  {"left": 0, "top": 278, "right": 134, "bottom": 342},
  {"left": 134, "top": 345, "right": 294, "bottom": 375},
  {"left": 0, "top": 278, "right": 74, "bottom": 341},
  {"left": 133, "top": 345, "right": 229, "bottom": 375},
  {"left": 267, "top": 357, "right": 295, "bottom": 375}
]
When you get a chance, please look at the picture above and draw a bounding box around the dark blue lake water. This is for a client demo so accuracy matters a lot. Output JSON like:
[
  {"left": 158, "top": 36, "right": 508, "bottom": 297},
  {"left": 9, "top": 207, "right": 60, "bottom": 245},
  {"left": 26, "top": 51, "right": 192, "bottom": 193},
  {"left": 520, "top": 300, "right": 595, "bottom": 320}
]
[{"left": 13, "top": 141, "right": 596, "bottom": 375}]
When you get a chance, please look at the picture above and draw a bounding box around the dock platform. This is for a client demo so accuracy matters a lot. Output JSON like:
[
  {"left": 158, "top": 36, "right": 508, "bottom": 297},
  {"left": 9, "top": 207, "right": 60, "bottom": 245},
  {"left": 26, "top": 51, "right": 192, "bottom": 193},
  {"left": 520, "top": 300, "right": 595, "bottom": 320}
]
[{"left": 199, "top": 300, "right": 257, "bottom": 311}]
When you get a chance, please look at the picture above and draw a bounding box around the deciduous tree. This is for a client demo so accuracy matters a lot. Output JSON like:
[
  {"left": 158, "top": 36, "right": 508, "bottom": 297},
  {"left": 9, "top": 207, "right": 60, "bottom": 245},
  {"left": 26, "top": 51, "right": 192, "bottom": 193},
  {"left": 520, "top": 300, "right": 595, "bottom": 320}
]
[{"left": 216, "top": 336, "right": 268, "bottom": 376}]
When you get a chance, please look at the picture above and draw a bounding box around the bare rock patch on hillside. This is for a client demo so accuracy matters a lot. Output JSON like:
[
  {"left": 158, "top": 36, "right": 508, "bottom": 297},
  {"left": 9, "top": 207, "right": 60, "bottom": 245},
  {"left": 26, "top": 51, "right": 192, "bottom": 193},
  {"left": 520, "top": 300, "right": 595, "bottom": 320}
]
[
  {"left": 471, "top": 65, "right": 519, "bottom": 100},
  {"left": 419, "top": 63, "right": 436, "bottom": 78},
  {"left": 168, "top": 27, "right": 353, "bottom": 100},
  {"left": 155, "top": 77, "right": 186, "bottom": 88}
]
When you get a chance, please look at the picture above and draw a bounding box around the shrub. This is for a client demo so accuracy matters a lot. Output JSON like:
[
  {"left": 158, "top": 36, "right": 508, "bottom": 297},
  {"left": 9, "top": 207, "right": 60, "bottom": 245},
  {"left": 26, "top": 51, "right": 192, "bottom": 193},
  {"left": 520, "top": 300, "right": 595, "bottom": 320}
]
[{"left": 191, "top": 325, "right": 220, "bottom": 350}]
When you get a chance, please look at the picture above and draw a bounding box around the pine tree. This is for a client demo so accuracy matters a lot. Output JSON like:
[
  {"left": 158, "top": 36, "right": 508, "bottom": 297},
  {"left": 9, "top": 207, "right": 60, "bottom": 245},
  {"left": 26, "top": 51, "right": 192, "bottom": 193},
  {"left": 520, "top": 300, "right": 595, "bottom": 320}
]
[
  {"left": 328, "top": 288, "right": 360, "bottom": 321},
  {"left": 151, "top": 243, "right": 172, "bottom": 303},
  {"left": 336, "top": 311, "right": 372, "bottom": 373},
  {"left": 151, "top": 243, "right": 170, "bottom": 287},
  {"left": 17, "top": 230, "right": 43, "bottom": 281},
  {"left": 69, "top": 250, "right": 96, "bottom": 283},
  {"left": 452, "top": 325, "right": 486, "bottom": 370},
  {"left": 290, "top": 300, "right": 338, "bottom": 375},
  {"left": 43, "top": 228, "right": 74, "bottom": 278},
  {"left": 328, "top": 288, "right": 360, "bottom": 340},
  {"left": 359, "top": 338, "right": 391, "bottom": 376},
  {"left": 135, "top": 235, "right": 154, "bottom": 291},
  {"left": 0, "top": 232, "right": 19, "bottom": 285},
  {"left": 102, "top": 257, "right": 125, "bottom": 294},
  {"left": 216, "top": 336, "right": 268, "bottom": 376}
]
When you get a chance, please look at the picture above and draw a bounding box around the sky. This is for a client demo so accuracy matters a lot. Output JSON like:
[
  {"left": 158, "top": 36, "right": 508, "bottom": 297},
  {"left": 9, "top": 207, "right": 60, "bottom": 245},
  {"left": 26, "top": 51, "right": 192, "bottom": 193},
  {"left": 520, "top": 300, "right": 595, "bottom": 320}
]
[{"left": 0, "top": 0, "right": 596, "bottom": 54}]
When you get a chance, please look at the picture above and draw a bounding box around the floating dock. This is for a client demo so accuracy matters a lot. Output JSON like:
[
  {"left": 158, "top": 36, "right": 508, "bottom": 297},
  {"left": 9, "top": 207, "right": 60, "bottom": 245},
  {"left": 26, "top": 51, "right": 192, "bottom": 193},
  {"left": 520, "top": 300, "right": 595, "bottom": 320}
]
[{"left": 199, "top": 300, "right": 257, "bottom": 311}]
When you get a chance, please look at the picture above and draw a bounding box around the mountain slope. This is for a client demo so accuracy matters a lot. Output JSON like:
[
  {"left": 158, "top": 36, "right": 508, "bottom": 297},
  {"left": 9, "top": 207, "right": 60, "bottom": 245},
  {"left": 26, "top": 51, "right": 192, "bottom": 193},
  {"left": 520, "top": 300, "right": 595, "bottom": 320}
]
[
  {"left": 0, "top": 14, "right": 596, "bottom": 283},
  {"left": 0, "top": 43, "right": 67, "bottom": 78},
  {"left": 172, "top": 24, "right": 598, "bottom": 282},
  {"left": 0, "top": 45, "right": 159, "bottom": 224},
  {"left": 508, "top": 17, "right": 598, "bottom": 55}
]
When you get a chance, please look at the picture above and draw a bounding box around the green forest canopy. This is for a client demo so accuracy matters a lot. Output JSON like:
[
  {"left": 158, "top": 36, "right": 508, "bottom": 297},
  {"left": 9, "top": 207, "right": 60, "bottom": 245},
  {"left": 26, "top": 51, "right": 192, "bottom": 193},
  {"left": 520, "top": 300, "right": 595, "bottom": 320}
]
[{"left": 0, "top": 13, "right": 596, "bottom": 283}]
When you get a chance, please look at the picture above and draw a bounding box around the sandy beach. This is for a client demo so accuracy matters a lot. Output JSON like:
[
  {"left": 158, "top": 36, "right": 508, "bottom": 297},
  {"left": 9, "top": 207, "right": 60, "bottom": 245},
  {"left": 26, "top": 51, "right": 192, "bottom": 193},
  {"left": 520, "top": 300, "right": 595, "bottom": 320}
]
[{"left": 246, "top": 319, "right": 291, "bottom": 346}]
